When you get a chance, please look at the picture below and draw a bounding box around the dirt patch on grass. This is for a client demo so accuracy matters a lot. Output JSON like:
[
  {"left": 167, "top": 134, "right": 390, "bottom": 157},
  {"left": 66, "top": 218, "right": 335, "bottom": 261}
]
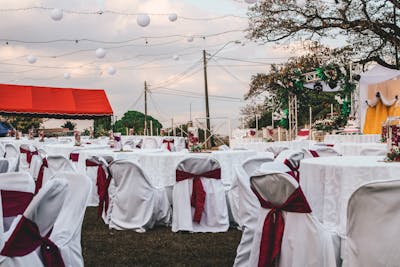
[{"left": 82, "top": 207, "right": 242, "bottom": 267}]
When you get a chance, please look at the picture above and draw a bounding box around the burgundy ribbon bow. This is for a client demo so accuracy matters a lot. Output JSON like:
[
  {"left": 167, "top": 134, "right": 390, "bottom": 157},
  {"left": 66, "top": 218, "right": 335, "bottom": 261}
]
[
  {"left": 35, "top": 158, "right": 48, "bottom": 194},
  {"left": 86, "top": 159, "right": 110, "bottom": 218},
  {"left": 1, "top": 190, "right": 33, "bottom": 217},
  {"left": 114, "top": 136, "right": 121, "bottom": 142},
  {"left": 19, "top": 147, "right": 38, "bottom": 166},
  {"left": 69, "top": 153, "right": 79, "bottom": 162},
  {"left": 0, "top": 216, "right": 65, "bottom": 267},
  {"left": 252, "top": 186, "right": 311, "bottom": 267},
  {"left": 162, "top": 139, "right": 174, "bottom": 151},
  {"left": 309, "top": 150, "right": 320, "bottom": 157},
  {"left": 283, "top": 159, "right": 300, "bottom": 182},
  {"left": 176, "top": 168, "right": 221, "bottom": 223}
]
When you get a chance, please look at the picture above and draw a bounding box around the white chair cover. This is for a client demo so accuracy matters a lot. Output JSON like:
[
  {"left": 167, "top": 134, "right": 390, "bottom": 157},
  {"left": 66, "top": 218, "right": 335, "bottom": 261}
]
[
  {"left": 0, "top": 179, "right": 68, "bottom": 267},
  {"left": 308, "top": 145, "right": 342, "bottom": 157},
  {"left": 342, "top": 180, "right": 400, "bottom": 267},
  {"left": 172, "top": 157, "right": 229, "bottom": 233},
  {"left": 107, "top": 160, "right": 171, "bottom": 231},
  {"left": 85, "top": 156, "right": 112, "bottom": 207},
  {"left": 4, "top": 144, "right": 19, "bottom": 172},
  {"left": 161, "top": 138, "right": 176, "bottom": 152},
  {"left": 142, "top": 137, "right": 159, "bottom": 149},
  {"left": 49, "top": 172, "right": 91, "bottom": 267},
  {"left": 359, "top": 147, "right": 386, "bottom": 156},
  {"left": 0, "top": 159, "right": 8, "bottom": 174},
  {"left": 248, "top": 171, "right": 337, "bottom": 267},
  {"left": 231, "top": 156, "right": 274, "bottom": 267},
  {"left": 265, "top": 145, "right": 289, "bottom": 158},
  {"left": 0, "top": 144, "right": 5, "bottom": 158},
  {"left": 18, "top": 144, "right": 37, "bottom": 173},
  {"left": 42, "top": 155, "right": 76, "bottom": 187},
  {"left": 0, "top": 172, "right": 35, "bottom": 242}
]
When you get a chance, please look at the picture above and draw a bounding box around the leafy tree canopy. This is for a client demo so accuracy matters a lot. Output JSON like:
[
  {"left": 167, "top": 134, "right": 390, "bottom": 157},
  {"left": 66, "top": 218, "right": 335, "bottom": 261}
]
[
  {"left": 114, "top": 110, "right": 163, "bottom": 135},
  {"left": 248, "top": 0, "right": 399, "bottom": 69},
  {"left": 2, "top": 116, "right": 43, "bottom": 133},
  {"left": 61, "top": 121, "right": 76, "bottom": 130}
]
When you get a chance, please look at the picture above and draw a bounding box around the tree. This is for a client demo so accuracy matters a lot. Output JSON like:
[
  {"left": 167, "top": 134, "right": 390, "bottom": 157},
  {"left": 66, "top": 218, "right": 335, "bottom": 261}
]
[
  {"left": 248, "top": 0, "right": 400, "bottom": 69},
  {"left": 61, "top": 121, "right": 76, "bottom": 130},
  {"left": 94, "top": 116, "right": 112, "bottom": 137},
  {"left": 114, "top": 111, "right": 163, "bottom": 135},
  {"left": 3, "top": 116, "right": 43, "bottom": 133}
]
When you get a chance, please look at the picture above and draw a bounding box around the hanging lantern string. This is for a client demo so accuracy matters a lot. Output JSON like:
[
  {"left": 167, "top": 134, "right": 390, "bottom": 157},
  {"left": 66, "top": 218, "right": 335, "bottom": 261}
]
[{"left": 0, "top": 6, "right": 248, "bottom": 20}]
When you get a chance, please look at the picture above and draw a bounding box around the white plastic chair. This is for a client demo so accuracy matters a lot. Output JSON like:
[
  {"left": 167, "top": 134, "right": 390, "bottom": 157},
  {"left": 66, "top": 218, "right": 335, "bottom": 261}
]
[
  {"left": 172, "top": 157, "right": 229, "bottom": 233},
  {"left": 230, "top": 156, "right": 274, "bottom": 267},
  {"left": 49, "top": 172, "right": 91, "bottom": 267},
  {"left": 342, "top": 180, "right": 400, "bottom": 267},
  {"left": 4, "top": 144, "right": 19, "bottom": 172},
  {"left": 248, "top": 171, "right": 337, "bottom": 267},
  {"left": 0, "top": 179, "right": 68, "bottom": 267},
  {"left": 107, "top": 160, "right": 171, "bottom": 232}
]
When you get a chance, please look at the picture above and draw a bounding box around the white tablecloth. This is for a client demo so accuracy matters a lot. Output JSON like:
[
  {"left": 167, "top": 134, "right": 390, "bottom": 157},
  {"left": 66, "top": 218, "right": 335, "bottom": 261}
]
[
  {"left": 324, "top": 134, "right": 380, "bottom": 144},
  {"left": 229, "top": 139, "right": 314, "bottom": 152},
  {"left": 42, "top": 143, "right": 110, "bottom": 158},
  {"left": 300, "top": 156, "right": 400, "bottom": 233},
  {"left": 77, "top": 149, "right": 257, "bottom": 188},
  {"left": 334, "top": 142, "right": 387, "bottom": 156}
]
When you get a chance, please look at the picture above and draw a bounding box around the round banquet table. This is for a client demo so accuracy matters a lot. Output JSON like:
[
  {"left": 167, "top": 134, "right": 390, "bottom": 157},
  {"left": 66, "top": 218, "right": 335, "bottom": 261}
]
[
  {"left": 334, "top": 142, "right": 386, "bottom": 156},
  {"left": 77, "top": 149, "right": 257, "bottom": 188},
  {"left": 299, "top": 156, "right": 400, "bottom": 234}
]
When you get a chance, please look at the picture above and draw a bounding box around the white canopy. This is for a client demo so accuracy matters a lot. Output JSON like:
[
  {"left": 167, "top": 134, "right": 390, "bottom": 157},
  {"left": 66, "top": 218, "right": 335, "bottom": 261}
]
[{"left": 359, "top": 64, "right": 400, "bottom": 132}]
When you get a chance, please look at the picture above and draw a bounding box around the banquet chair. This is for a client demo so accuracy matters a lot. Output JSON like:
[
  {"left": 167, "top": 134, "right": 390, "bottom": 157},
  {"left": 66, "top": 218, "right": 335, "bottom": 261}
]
[
  {"left": 19, "top": 144, "right": 38, "bottom": 172},
  {"left": 49, "top": 172, "right": 91, "bottom": 267},
  {"left": 161, "top": 138, "right": 175, "bottom": 152},
  {"left": 304, "top": 145, "right": 341, "bottom": 158},
  {"left": 275, "top": 149, "right": 305, "bottom": 181},
  {"left": 107, "top": 160, "right": 171, "bottom": 231},
  {"left": 172, "top": 157, "right": 229, "bottom": 233},
  {"left": 342, "top": 180, "right": 400, "bottom": 267},
  {"left": 359, "top": 147, "right": 386, "bottom": 156},
  {"left": 0, "top": 172, "right": 35, "bottom": 237},
  {"left": 248, "top": 171, "right": 337, "bottom": 267},
  {"left": 142, "top": 137, "right": 159, "bottom": 149},
  {"left": 230, "top": 156, "right": 274, "bottom": 267},
  {"left": 0, "top": 144, "right": 5, "bottom": 158},
  {"left": 0, "top": 159, "right": 8, "bottom": 174},
  {"left": 265, "top": 145, "right": 289, "bottom": 158},
  {"left": 69, "top": 150, "right": 80, "bottom": 169},
  {"left": 4, "top": 144, "right": 19, "bottom": 172},
  {"left": 0, "top": 178, "right": 68, "bottom": 267},
  {"left": 35, "top": 155, "right": 76, "bottom": 193},
  {"left": 85, "top": 155, "right": 113, "bottom": 207}
]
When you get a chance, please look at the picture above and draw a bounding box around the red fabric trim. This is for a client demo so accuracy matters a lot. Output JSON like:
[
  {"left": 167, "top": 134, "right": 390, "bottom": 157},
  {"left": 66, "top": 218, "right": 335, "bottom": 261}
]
[
  {"left": 1, "top": 190, "right": 33, "bottom": 217},
  {"left": 309, "top": 150, "right": 320, "bottom": 157},
  {"left": 19, "top": 147, "right": 38, "bottom": 166},
  {"left": 176, "top": 168, "right": 221, "bottom": 223},
  {"left": 86, "top": 159, "right": 109, "bottom": 218},
  {"left": 35, "top": 158, "right": 48, "bottom": 194},
  {"left": 0, "top": 216, "right": 65, "bottom": 267},
  {"left": 252, "top": 186, "right": 311, "bottom": 267},
  {"left": 162, "top": 139, "right": 174, "bottom": 151},
  {"left": 0, "top": 83, "right": 113, "bottom": 116},
  {"left": 69, "top": 153, "right": 79, "bottom": 162},
  {"left": 283, "top": 159, "right": 300, "bottom": 182}
]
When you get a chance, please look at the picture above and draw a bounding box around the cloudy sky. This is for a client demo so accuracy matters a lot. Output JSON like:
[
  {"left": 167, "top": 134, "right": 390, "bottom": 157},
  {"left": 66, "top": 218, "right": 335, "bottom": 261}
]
[{"left": 0, "top": 0, "right": 312, "bottom": 134}]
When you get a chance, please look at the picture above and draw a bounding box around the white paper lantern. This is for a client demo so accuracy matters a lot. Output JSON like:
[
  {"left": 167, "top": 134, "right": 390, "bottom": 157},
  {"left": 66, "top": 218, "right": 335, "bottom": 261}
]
[
  {"left": 137, "top": 14, "right": 150, "bottom": 27},
  {"left": 107, "top": 66, "right": 117, "bottom": 75},
  {"left": 173, "top": 55, "right": 179, "bottom": 61},
  {"left": 95, "top": 48, "right": 106, "bottom": 59},
  {"left": 187, "top": 35, "right": 194, "bottom": 43},
  {"left": 27, "top": 55, "right": 37, "bottom": 64},
  {"left": 50, "top": 8, "right": 63, "bottom": 21},
  {"left": 244, "top": 0, "right": 257, "bottom": 3},
  {"left": 63, "top": 72, "right": 71, "bottom": 79},
  {"left": 168, "top": 13, "right": 178, "bottom": 22}
]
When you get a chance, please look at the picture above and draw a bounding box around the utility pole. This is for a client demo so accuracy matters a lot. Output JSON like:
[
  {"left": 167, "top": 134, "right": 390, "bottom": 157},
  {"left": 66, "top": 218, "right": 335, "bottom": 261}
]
[
  {"left": 144, "top": 81, "right": 148, "bottom": 136},
  {"left": 203, "top": 49, "right": 211, "bottom": 148}
]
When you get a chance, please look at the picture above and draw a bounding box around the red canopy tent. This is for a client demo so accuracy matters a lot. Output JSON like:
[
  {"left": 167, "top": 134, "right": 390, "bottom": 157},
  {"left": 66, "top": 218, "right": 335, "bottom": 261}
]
[{"left": 0, "top": 84, "right": 113, "bottom": 119}]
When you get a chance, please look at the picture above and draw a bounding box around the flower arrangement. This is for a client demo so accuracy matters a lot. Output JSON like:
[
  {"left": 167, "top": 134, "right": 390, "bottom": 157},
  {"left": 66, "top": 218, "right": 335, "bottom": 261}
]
[
  {"left": 188, "top": 132, "right": 202, "bottom": 152},
  {"left": 74, "top": 131, "right": 81, "bottom": 146},
  {"left": 385, "top": 146, "right": 400, "bottom": 162},
  {"left": 312, "top": 115, "right": 346, "bottom": 132}
]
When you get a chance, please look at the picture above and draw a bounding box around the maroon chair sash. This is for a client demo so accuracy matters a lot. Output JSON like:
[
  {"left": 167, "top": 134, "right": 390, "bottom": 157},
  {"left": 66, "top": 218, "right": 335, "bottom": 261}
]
[
  {"left": 283, "top": 159, "right": 300, "bottom": 182},
  {"left": 252, "top": 186, "right": 311, "bottom": 267},
  {"left": 162, "top": 139, "right": 175, "bottom": 151},
  {"left": 35, "top": 158, "right": 48, "bottom": 194},
  {"left": 0, "top": 216, "right": 65, "bottom": 267},
  {"left": 1, "top": 190, "right": 33, "bottom": 217},
  {"left": 69, "top": 153, "right": 79, "bottom": 162},
  {"left": 19, "top": 147, "right": 38, "bottom": 166},
  {"left": 309, "top": 150, "right": 320, "bottom": 157},
  {"left": 176, "top": 168, "right": 221, "bottom": 223},
  {"left": 86, "top": 159, "right": 110, "bottom": 218}
]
